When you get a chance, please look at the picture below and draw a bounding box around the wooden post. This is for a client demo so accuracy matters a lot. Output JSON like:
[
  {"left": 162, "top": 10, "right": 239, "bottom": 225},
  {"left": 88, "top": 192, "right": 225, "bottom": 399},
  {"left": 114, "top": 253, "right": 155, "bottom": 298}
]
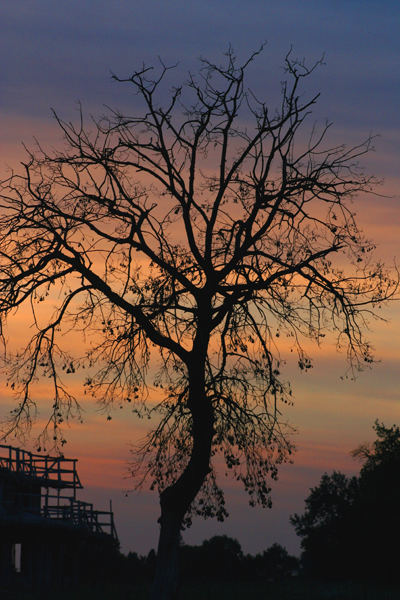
[
  {"left": 110, "top": 500, "right": 114, "bottom": 537},
  {"left": 73, "top": 460, "right": 77, "bottom": 499}
]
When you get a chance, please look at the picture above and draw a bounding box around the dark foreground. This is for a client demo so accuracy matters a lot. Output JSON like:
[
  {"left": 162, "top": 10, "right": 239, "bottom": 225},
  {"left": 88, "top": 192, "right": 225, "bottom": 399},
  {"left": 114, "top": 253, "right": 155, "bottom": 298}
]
[{"left": 3, "top": 579, "right": 400, "bottom": 600}]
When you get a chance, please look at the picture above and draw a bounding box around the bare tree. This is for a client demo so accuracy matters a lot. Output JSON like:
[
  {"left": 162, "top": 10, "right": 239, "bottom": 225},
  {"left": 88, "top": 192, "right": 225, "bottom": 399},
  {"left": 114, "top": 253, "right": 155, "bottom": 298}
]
[{"left": 0, "top": 48, "right": 395, "bottom": 598}]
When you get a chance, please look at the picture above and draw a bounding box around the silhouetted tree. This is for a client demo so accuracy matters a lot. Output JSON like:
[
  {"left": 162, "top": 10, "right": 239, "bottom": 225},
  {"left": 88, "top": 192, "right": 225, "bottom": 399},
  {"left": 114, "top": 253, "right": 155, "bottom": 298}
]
[
  {"left": 181, "top": 535, "right": 242, "bottom": 580},
  {"left": 292, "top": 421, "right": 400, "bottom": 580},
  {"left": 254, "top": 542, "right": 299, "bottom": 580},
  {"left": 352, "top": 421, "right": 400, "bottom": 580},
  {"left": 0, "top": 47, "right": 395, "bottom": 599},
  {"left": 291, "top": 471, "right": 359, "bottom": 577}
]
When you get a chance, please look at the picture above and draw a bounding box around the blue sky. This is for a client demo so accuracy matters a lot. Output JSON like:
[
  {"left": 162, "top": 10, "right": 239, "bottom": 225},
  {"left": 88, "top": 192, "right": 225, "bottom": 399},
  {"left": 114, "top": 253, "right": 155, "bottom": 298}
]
[{"left": 2, "top": 1, "right": 399, "bottom": 127}]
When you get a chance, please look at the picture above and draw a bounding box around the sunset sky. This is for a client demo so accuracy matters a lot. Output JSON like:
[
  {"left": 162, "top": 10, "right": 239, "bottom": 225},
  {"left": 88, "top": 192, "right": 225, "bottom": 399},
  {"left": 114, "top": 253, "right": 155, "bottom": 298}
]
[{"left": 1, "top": 1, "right": 399, "bottom": 556}]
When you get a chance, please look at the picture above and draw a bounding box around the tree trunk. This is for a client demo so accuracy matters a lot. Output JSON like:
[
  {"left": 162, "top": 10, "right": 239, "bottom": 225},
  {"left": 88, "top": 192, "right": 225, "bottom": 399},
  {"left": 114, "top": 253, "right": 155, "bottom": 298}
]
[
  {"left": 150, "top": 510, "right": 182, "bottom": 600},
  {"left": 151, "top": 345, "right": 214, "bottom": 600}
]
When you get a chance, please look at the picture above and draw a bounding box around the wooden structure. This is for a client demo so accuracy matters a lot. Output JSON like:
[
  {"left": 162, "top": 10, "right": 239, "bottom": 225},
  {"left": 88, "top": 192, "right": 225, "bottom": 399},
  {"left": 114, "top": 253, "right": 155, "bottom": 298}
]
[{"left": 0, "top": 444, "right": 119, "bottom": 591}]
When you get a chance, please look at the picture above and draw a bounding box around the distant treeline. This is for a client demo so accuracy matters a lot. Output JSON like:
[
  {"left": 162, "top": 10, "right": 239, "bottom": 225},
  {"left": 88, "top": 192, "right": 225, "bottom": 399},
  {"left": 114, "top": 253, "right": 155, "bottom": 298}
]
[
  {"left": 117, "top": 537, "right": 298, "bottom": 583},
  {"left": 113, "top": 420, "right": 399, "bottom": 584},
  {"left": 292, "top": 421, "right": 400, "bottom": 581}
]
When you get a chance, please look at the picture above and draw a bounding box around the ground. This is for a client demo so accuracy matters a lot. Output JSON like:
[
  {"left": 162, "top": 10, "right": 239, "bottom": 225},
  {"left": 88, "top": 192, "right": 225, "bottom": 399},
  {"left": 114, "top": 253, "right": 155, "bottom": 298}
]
[{"left": 3, "top": 579, "right": 400, "bottom": 600}]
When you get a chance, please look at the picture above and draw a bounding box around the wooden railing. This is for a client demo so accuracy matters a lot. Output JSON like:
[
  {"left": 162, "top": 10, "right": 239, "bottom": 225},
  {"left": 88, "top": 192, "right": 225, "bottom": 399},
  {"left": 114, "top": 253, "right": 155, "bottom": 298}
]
[
  {"left": 42, "top": 494, "right": 118, "bottom": 540},
  {"left": 1, "top": 492, "right": 118, "bottom": 539},
  {"left": 0, "top": 444, "right": 82, "bottom": 490},
  {"left": 0, "top": 444, "right": 118, "bottom": 541}
]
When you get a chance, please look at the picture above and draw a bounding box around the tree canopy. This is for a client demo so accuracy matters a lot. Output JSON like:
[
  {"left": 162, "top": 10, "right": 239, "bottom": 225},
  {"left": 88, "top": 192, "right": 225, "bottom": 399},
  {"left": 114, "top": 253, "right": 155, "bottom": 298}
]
[
  {"left": 291, "top": 421, "right": 400, "bottom": 580},
  {"left": 0, "top": 47, "right": 396, "bottom": 598}
]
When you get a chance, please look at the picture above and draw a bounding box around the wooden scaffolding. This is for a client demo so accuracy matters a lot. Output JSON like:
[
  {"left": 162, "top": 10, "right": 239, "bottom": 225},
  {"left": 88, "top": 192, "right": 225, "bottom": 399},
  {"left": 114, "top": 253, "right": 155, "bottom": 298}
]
[{"left": 0, "top": 444, "right": 119, "bottom": 591}]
